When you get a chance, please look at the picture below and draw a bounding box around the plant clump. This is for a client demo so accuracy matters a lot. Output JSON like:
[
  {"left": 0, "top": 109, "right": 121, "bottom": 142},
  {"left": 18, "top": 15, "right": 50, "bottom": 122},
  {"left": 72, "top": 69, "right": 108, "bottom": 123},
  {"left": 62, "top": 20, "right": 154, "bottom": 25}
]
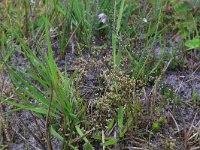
[{"left": 88, "top": 70, "right": 144, "bottom": 130}]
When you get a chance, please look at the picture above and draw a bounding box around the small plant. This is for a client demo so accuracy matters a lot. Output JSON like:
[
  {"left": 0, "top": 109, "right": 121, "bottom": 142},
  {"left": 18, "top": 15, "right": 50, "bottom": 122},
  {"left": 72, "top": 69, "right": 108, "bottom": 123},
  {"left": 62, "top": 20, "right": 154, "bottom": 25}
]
[
  {"left": 185, "top": 36, "right": 200, "bottom": 50},
  {"left": 3, "top": 27, "right": 93, "bottom": 149},
  {"left": 1, "top": 0, "right": 200, "bottom": 149},
  {"left": 152, "top": 116, "right": 167, "bottom": 132},
  {"left": 192, "top": 91, "right": 200, "bottom": 106},
  {"left": 88, "top": 70, "right": 145, "bottom": 148},
  {"left": 152, "top": 121, "right": 160, "bottom": 132}
]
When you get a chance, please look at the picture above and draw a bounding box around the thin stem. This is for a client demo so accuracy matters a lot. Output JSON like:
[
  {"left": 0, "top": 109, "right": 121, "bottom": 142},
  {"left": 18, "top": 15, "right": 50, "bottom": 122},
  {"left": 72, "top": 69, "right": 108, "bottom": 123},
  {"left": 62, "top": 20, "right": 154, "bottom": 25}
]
[{"left": 45, "top": 82, "right": 53, "bottom": 150}]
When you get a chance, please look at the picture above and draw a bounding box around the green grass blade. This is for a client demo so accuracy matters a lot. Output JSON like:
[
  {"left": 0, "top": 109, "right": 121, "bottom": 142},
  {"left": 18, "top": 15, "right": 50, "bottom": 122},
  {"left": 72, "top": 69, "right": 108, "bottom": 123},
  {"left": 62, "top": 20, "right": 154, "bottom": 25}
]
[{"left": 118, "top": 106, "right": 124, "bottom": 137}]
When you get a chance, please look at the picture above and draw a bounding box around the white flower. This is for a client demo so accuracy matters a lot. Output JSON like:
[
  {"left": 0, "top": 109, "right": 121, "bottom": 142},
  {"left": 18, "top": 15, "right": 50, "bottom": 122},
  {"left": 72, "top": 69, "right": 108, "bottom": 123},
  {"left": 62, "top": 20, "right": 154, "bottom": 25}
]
[
  {"left": 143, "top": 18, "right": 147, "bottom": 23},
  {"left": 30, "top": 0, "right": 35, "bottom": 4},
  {"left": 50, "top": 27, "right": 54, "bottom": 32}
]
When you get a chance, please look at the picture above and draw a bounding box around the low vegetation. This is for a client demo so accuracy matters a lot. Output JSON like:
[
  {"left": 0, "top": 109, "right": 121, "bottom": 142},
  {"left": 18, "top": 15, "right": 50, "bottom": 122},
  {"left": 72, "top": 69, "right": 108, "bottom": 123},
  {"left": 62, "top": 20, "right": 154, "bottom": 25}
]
[{"left": 0, "top": 0, "right": 199, "bottom": 149}]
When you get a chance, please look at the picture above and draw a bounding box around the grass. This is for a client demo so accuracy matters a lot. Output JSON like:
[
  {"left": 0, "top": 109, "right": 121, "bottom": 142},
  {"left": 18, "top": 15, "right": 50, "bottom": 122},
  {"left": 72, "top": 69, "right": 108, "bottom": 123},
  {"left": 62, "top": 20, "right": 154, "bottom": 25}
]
[{"left": 0, "top": 0, "right": 200, "bottom": 149}]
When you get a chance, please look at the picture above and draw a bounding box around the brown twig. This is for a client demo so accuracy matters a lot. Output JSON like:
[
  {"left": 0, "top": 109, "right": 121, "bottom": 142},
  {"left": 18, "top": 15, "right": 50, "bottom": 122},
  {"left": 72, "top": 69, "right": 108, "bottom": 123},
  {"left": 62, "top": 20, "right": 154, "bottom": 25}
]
[
  {"left": 185, "top": 112, "right": 198, "bottom": 141},
  {"left": 168, "top": 111, "right": 180, "bottom": 133},
  {"left": 30, "top": 112, "right": 43, "bottom": 138},
  {"left": 71, "top": 127, "right": 95, "bottom": 144},
  {"left": 12, "top": 126, "right": 43, "bottom": 150},
  {"left": 18, "top": 116, "right": 46, "bottom": 150},
  {"left": 0, "top": 110, "right": 11, "bottom": 142}
]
